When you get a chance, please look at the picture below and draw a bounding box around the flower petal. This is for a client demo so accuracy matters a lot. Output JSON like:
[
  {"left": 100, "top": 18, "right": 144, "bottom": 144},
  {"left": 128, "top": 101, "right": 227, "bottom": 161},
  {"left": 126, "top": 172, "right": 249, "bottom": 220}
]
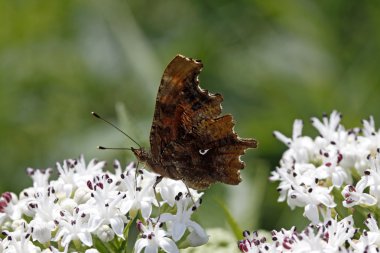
[
  {"left": 159, "top": 237, "right": 179, "bottom": 253},
  {"left": 134, "top": 238, "right": 148, "bottom": 253},
  {"left": 120, "top": 200, "right": 134, "bottom": 214},
  {"left": 145, "top": 244, "right": 158, "bottom": 253},
  {"left": 292, "top": 119, "right": 303, "bottom": 140},
  {"left": 356, "top": 177, "right": 369, "bottom": 193},
  {"left": 185, "top": 221, "right": 209, "bottom": 246},
  {"left": 158, "top": 213, "right": 174, "bottom": 223},
  {"left": 361, "top": 193, "right": 377, "bottom": 206},
  {"left": 140, "top": 201, "right": 153, "bottom": 219},
  {"left": 78, "top": 231, "right": 93, "bottom": 247},
  {"left": 110, "top": 216, "right": 125, "bottom": 238},
  {"left": 304, "top": 203, "right": 319, "bottom": 224},
  {"left": 172, "top": 222, "right": 186, "bottom": 241}
]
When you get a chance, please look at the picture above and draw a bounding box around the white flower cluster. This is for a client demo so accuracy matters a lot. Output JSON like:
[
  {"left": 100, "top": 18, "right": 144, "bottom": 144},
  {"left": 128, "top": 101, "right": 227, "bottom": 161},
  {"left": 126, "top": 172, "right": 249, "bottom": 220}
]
[
  {"left": 238, "top": 214, "right": 380, "bottom": 252},
  {"left": 0, "top": 156, "right": 208, "bottom": 253},
  {"left": 239, "top": 111, "right": 380, "bottom": 252},
  {"left": 271, "top": 111, "right": 380, "bottom": 223}
]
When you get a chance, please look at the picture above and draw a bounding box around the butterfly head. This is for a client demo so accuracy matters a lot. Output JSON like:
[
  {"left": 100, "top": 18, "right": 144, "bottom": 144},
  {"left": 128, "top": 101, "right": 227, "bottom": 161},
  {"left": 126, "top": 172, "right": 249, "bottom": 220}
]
[{"left": 131, "top": 147, "right": 150, "bottom": 163}]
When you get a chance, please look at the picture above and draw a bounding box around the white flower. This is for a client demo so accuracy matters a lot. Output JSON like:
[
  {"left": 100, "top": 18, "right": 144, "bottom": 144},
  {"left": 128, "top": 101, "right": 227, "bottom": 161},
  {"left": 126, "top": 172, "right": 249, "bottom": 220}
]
[
  {"left": 29, "top": 218, "right": 55, "bottom": 243},
  {"left": 0, "top": 192, "right": 23, "bottom": 223},
  {"left": 270, "top": 161, "right": 319, "bottom": 204},
  {"left": 273, "top": 119, "right": 316, "bottom": 163},
  {"left": 157, "top": 178, "right": 202, "bottom": 207},
  {"left": 238, "top": 230, "right": 276, "bottom": 253},
  {"left": 26, "top": 168, "right": 52, "bottom": 190},
  {"left": 72, "top": 155, "right": 105, "bottom": 188},
  {"left": 362, "top": 116, "right": 378, "bottom": 137},
  {"left": 350, "top": 236, "right": 379, "bottom": 252},
  {"left": 52, "top": 156, "right": 105, "bottom": 201},
  {"left": 73, "top": 187, "right": 91, "bottom": 205},
  {"left": 134, "top": 220, "right": 179, "bottom": 253},
  {"left": 359, "top": 116, "right": 380, "bottom": 157},
  {"left": 342, "top": 176, "right": 377, "bottom": 208},
  {"left": 268, "top": 112, "right": 380, "bottom": 252},
  {"left": 310, "top": 111, "right": 343, "bottom": 142},
  {"left": 84, "top": 249, "right": 100, "bottom": 253},
  {"left": 290, "top": 226, "right": 328, "bottom": 252},
  {"left": 95, "top": 224, "right": 115, "bottom": 242},
  {"left": 86, "top": 183, "right": 128, "bottom": 238},
  {"left": 119, "top": 168, "right": 157, "bottom": 219},
  {"left": 273, "top": 111, "right": 380, "bottom": 222},
  {"left": 349, "top": 225, "right": 379, "bottom": 253},
  {"left": 315, "top": 146, "right": 351, "bottom": 187},
  {"left": 1, "top": 156, "right": 207, "bottom": 252},
  {"left": 40, "top": 246, "right": 64, "bottom": 253},
  {"left": 323, "top": 216, "right": 356, "bottom": 250},
  {"left": 365, "top": 154, "right": 380, "bottom": 207},
  {"left": 181, "top": 226, "right": 209, "bottom": 247},
  {"left": 27, "top": 187, "right": 59, "bottom": 220},
  {"left": 54, "top": 160, "right": 77, "bottom": 198},
  {"left": 239, "top": 217, "right": 356, "bottom": 253},
  {"left": 363, "top": 214, "right": 380, "bottom": 246},
  {"left": 160, "top": 195, "right": 207, "bottom": 243},
  {"left": 53, "top": 207, "right": 93, "bottom": 248},
  {"left": 286, "top": 173, "right": 336, "bottom": 223},
  {"left": 22, "top": 188, "right": 59, "bottom": 243},
  {"left": 2, "top": 222, "right": 42, "bottom": 253},
  {"left": 4, "top": 238, "right": 42, "bottom": 253}
]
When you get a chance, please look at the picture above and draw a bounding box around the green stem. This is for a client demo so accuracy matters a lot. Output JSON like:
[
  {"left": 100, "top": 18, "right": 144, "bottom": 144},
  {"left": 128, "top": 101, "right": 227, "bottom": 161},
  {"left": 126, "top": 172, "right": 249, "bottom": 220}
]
[{"left": 73, "top": 239, "right": 83, "bottom": 252}]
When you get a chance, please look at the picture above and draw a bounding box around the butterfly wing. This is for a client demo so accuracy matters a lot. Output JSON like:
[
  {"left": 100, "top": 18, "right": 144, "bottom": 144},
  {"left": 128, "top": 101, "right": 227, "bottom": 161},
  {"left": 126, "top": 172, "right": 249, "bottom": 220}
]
[
  {"left": 150, "top": 55, "right": 222, "bottom": 158},
  {"left": 149, "top": 55, "right": 257, "bottom": 189},
  {"left": 161, "top": 114, "right": 257, "bottom": 189}
]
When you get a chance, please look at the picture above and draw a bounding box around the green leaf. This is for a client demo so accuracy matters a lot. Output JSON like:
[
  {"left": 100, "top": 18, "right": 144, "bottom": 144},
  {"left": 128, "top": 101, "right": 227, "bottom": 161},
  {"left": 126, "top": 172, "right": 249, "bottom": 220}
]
[
  {"left": 215, "top": 198, "right": 242, "bottom": 240},
  {"left": 93, "top": 237, "right": 114, "bottom": 253}
]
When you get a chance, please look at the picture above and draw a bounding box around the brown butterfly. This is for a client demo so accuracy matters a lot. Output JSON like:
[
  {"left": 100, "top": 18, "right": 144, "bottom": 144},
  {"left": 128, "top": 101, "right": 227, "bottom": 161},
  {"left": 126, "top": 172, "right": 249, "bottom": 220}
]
[{"left": 132, "top": 55, "right": 257, "bottom": 189}]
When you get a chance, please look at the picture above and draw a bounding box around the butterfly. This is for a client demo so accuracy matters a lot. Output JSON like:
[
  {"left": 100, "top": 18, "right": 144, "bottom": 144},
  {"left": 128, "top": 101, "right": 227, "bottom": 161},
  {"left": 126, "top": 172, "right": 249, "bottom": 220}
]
[{"left": 132, "top": 55, "right": 257, "bottom": 189}]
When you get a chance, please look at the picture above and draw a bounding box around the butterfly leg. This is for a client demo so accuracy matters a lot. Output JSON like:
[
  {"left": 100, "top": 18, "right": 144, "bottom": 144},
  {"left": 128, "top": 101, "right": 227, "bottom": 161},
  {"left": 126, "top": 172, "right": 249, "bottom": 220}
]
[
  {"left": 184, "top": 183, "right": 198, "bottom": 208},
  {"left": 153, "top": 175, "right": 163, "bottom": 222},
  {"left": 134, "top": 161, "right": 141, "bottom": 182}
]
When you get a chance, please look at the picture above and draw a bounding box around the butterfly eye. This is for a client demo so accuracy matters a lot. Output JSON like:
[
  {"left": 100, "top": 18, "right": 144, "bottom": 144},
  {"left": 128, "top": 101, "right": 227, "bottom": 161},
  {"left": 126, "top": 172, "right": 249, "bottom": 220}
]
[{"left": 199, "top": 149, "right": 210, "bottom": 155}]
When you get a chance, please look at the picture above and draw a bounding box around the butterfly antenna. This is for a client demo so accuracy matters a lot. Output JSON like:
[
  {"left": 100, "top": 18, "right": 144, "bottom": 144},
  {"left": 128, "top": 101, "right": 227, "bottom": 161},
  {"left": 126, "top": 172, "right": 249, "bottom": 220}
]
[
  {"left": 97, "top": 146, "right": 132, "bottom": 151},
  {"left": 92, "top": 112, "right": 141, "bottom": 148}
]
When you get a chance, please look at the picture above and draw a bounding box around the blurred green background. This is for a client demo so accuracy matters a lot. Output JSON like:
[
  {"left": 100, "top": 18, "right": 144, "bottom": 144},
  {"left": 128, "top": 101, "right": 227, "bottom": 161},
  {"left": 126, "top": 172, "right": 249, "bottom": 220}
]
[{"left": 1, "top": 0, "right": 380, "bottom": 238}]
